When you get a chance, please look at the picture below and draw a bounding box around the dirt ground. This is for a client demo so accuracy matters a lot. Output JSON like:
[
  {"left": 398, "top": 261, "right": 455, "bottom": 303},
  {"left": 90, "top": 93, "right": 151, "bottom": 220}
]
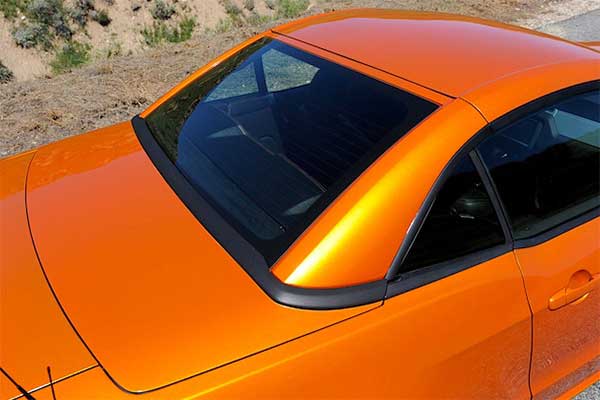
[{"left": 0, "top": 0, "right": 599, "bottom": 157}]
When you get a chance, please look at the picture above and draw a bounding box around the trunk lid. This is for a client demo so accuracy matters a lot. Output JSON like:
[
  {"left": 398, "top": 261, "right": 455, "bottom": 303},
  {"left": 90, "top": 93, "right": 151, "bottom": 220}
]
[{"left": 25, "top": 122, "right": 378, "bottom": 392}]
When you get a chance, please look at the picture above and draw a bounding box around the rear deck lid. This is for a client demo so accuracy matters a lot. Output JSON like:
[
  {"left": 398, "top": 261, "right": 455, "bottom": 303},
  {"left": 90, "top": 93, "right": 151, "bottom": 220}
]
[{"left": 25, "top": 122, "right": 379, "bottom": 392}]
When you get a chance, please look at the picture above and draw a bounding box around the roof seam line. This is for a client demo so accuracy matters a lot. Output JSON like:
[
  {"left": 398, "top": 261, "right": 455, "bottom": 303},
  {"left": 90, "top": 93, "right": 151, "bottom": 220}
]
[
  {"left": 459, "top": 96, "right": 490, "bottom": 123},
  {"left": 271, "top": 30, "right": 456, "bottom": 100}
]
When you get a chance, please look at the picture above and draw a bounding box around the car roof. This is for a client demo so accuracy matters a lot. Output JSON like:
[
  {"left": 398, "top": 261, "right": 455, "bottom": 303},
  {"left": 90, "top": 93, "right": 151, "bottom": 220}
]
[{"left": 273, "top": 9, "right": 598, "bottom": 98}]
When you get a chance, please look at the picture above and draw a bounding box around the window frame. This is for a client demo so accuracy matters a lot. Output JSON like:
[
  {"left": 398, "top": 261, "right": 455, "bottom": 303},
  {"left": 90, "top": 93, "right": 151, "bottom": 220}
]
[
  {"left": 385, "top": 135, "right": 512, "bottom": 298},
  {"left": 133, "top": 36, "right": 440, "bottom": 310},
  {"left": 483, "top": 80, "right": 600, "bottom": 249},
  {"left": 385, "top": 80, "right": 600, "bottom": 298}
]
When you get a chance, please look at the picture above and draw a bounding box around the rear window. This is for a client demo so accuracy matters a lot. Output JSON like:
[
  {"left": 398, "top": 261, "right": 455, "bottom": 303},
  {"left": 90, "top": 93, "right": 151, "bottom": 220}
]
[{"left": 144, "top": 38, "right": 437, "bottom": 263}]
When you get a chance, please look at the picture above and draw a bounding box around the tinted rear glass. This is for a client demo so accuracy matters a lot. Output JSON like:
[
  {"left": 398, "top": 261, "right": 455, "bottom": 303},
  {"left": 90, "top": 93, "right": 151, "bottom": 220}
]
[{"left": 145, "top": 38, "right": 437, "bottom": 263}]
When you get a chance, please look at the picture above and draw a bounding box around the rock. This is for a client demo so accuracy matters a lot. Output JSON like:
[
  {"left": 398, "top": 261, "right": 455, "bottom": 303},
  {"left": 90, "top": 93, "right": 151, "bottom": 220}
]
[{"left": 132, "top": 3, "right": 141, "bottom": 11}]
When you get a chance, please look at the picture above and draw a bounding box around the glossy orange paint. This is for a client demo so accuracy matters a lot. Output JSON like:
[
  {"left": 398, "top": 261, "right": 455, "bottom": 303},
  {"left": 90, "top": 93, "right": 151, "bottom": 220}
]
[
  {"left": 25, "top": 122, "right": 380, "bottom": 393},
  {"left": 514, "top": 219, "right": 600, "bottom": 399},
  {"left": 2, "top": 8, "right": 599, "bottom": 400},
  {"left": 0, "top": 152, "right": 96, "bottom": 399},
  {"left": 272, "top": 98, "right": 486, "bottom": 287},
  {"left": 12, "top": 253, "right": 532, "bottom": 399},
  {"left": 273, "top": 9, "right": 597, "bottom": 97}
]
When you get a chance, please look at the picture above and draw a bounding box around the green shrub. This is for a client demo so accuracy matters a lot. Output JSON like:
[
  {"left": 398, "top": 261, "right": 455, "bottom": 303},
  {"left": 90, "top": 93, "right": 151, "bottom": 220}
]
[
  {"left": 175, "top": 16, "right": 196, "bottom": 41},
  {"left": 141, "top": 17, "right": 196, "bottom": 47},
  {"left": 0, "top": 61, "right": 14, "bottom": 84},
  {"left": 50, "top": 41, "right": 91, "bottom": 73},
  {"left": 91, "top": 9, "right": 111, "bottom": 26},
  {"left": 0, "top": 0, "right": 30, "bottom": 19},
  {"left": 213, "top": 17, "right": 233, "bottom": 33},
  {"left": 276, "top": 0, "right": 308, "bottom": 18},
  {"left": 150, "top": 0, "right": 175, "bottom": 20},
  {"left": 70, "top": 0, "right": 95, "bottom": 26},
  {"left": 28, "top": 0, "right": 71, "bottom": 35},
  {"left": 221, "top": 0, "right": 241, "bottom": 17},
  {"left": 12, "top": 22, "right": 52, "bottom": 49}
]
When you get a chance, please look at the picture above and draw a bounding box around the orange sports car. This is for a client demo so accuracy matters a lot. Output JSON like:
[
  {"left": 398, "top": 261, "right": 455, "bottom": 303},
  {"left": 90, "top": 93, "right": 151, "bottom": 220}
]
[{"left": 1, "top": 9, "right": 599, "bottom": 400}]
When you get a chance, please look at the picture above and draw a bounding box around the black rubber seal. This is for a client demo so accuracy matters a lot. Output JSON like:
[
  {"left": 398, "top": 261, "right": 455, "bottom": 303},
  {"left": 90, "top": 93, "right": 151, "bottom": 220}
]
[{"left": 132, "top": 115, "right": 387, "bottom": 310}]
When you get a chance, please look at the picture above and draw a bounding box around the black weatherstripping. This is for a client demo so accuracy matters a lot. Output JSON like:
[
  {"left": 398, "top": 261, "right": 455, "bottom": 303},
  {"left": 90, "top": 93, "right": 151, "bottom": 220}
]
[
  {"left": 484, "top": 80, "right": 600, "bottom": 246},
  {"left": 143, "top": 38, "right": 438, "bottom": 265},
  {"left": 0, "top": 367, "right": 36, "bottom": 400},
  {"left": 133, "top": 115, "right": 387, "bottom": 310},
  {"left": 386, "top": 81, "right": 600, "bottom": 296},
  {"left": 386, "top": 243, "right": 512, "bottom": 298},
  {"left": 385, "top": 127, "right": 505, "bottom": 281}
]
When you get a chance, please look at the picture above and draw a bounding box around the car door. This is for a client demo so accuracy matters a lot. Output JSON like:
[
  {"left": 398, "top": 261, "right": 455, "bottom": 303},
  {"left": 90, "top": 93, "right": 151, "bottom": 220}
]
[{"left": 477, "top": 84, "right": 600, "bottom": 399}]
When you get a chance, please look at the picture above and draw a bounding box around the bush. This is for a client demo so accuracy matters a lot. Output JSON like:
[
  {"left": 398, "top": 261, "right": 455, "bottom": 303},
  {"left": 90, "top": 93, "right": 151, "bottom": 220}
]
[
  {"left": 141, "top": 17, "right": 196, "bottom": 47},
  {"left": 0, "top": 61, "right": 15, "bottom": 84},
  {"left": 0, "top": 0, "right": 30, "bottom": 19},
  {"left": 91, "top": 9, "right": 111, "bottom": 26},
  {"left": 175, "top": 16, "right": 196, "bottom": 42},
  {"left": 150, "top": 0, "right": 175, "bottom": 20},
  {"left": 213, "top": 17, "right": 233, "bottom": 33},
  {"left": 27, "top": 0, "right": 72, "bottom": 39},
  {"left": 12, "top": 22, "right": 52, "bottom": 49},
  {"left": 70, "top": 0, "right": 95, "bottom": 27},
  {"left": 222, "top": 0, "right": 241, "bottom": 17},
  {"left": 277, "top": 0, "right": 308, "bottom": 18},
  {"left": 50, "top": 41, "right": 91, "bottom": 73}
]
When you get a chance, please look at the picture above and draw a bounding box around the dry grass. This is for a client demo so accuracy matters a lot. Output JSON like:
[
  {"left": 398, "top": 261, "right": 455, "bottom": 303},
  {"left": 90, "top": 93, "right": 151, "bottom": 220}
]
[
  {"left": 0, "top": 24, "right": 267, "bottom": 156},
  {"left": 0, "top": 0, "right": 580, "bottom": 157}
]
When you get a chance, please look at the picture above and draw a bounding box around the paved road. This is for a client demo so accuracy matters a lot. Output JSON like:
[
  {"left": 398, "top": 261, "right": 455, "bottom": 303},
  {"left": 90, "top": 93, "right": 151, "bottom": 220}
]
[{"left": 538, "top": 8, "right": 600, "bottom": 41}]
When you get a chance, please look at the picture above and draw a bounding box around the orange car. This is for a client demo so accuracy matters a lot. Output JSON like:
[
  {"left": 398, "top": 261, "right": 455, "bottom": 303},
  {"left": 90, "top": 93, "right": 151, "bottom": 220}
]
[{"left": 1, "top": 9, "right": 599, "bottom": 400}]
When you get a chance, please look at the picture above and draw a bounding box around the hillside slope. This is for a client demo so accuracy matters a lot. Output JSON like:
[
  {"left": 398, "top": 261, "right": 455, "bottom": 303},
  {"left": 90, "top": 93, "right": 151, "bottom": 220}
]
[{"left": 1, "top": 0, "right": 598, "bottom": 156}]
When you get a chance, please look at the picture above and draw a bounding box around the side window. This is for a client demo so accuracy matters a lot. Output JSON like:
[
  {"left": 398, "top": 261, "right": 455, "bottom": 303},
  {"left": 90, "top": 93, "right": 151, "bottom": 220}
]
[
  {"left": 403, "top": 156, "right": 505, "bottom": 272},
  {"left": 478, "top": 90, "right": 600, "bottom": 240},
  {"left": 262, "top": 49, "right": 319, "bottom": 92},
  {"left": 206, "top": 62, "right": 259, "bottom": 101}
]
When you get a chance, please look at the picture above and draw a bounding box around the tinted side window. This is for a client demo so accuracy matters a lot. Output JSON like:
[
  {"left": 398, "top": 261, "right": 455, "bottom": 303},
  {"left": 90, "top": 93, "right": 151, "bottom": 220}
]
[
  {"left": 403, "top": 156, "right": 505, "bottom": 272},
  {"left": 478, "top": 90, "right": 600, "bottom": 240}
]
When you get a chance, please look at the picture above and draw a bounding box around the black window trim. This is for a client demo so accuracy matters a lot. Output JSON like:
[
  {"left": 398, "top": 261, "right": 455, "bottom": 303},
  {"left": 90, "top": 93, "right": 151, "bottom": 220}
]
[
  {"left": 134, "top": 64, "right": 597, "bottom": 309},
  {"left": 485, "top": 79, "right": 600, "bottom": 248},
  {"left": 133, "top": 115, "right": 388, "bottom": 310},
  {"left": 385, "top": 80, "right": 600, "bottom": 298},
  {"left": 385, "top": 128, "right": 513, "bottom": 297}
]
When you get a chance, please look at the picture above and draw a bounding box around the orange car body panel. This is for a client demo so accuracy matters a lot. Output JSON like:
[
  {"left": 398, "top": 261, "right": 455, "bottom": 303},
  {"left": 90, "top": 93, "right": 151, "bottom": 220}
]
[
  {"left": 514, "top": 219, "right": 600, "bottom": 399},
  {"left": 25, "top": 122, "right": 380, "bottom": 393},
  {"left": 272, "top": 98, "right": 486, "bottom": 287},
  {"left": 1, "top": 8, "right": 599, "bottom": 399},
  {"left": 0, "top": 152, "right": 96, "bottom": 399},
  {"left": 14, "top": 253, "right": 532, "bottom": 399},
  {"left": 273, "top": 9, "right": 596, "bottom": 97}
]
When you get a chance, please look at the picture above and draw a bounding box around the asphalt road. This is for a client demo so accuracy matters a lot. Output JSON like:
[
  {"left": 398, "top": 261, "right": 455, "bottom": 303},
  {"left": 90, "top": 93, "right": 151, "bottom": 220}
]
[{"left": 538, "top": 8, "right": 600, "bottom": 41}]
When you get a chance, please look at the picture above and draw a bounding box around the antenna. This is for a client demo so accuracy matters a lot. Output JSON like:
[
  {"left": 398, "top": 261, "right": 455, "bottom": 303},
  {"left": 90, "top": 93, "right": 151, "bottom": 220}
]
[{"left": 47, "top": 366, "right": 57, "bottom": 400}]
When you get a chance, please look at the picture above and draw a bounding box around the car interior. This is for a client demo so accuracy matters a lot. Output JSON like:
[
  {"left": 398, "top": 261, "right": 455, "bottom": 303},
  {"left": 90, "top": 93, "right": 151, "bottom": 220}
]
[
  {"left": 478, "top": 91, "right": 600, "bottom": 238},
  {"left": 174, "top": 44, "right": 435, "bottom": 243}
]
